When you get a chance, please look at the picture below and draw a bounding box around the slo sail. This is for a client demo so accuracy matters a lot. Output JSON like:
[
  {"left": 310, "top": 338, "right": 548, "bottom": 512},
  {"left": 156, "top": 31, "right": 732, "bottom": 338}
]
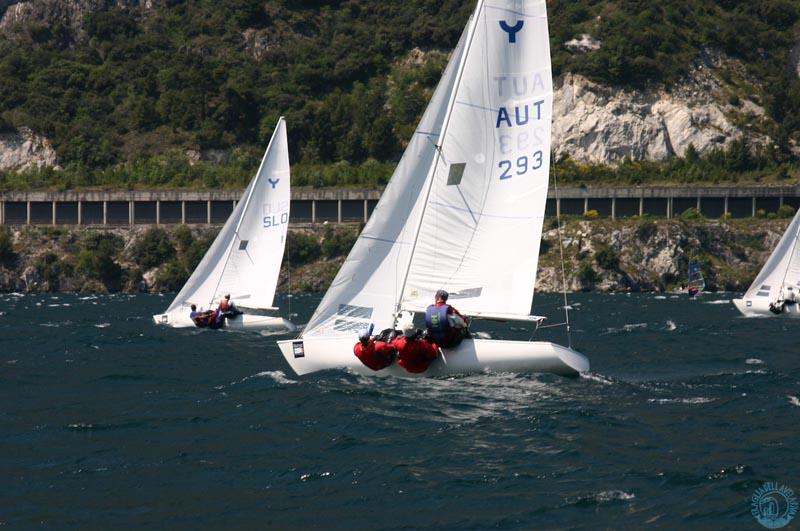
[
  {"left": 153, "top": 117, "right": 296, "bottom": 332},
  {"left": 734, "top": 208, "right": 800, "bottom": 317},
  {"left": 277, "top": 0, "right": 588, "bottom": 376}
]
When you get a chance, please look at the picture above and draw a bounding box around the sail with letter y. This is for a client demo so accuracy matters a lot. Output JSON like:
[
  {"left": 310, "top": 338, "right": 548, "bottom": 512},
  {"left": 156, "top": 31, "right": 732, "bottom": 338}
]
[
  {"left": 278, "top": 0, "right": 588, "bottom": 376},
  {"left": 153, "top": 118, "right": 296, "bottom": 332}
]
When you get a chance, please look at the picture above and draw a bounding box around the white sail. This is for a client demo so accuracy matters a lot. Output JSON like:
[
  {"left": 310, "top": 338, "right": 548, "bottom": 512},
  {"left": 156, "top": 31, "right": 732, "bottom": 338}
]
[
  {"left": 278, "top": 0, "right": 588, "bottom": 376},
  {"left": 303, "top": 0, "right": 551, "bottom": 335},
  {"left": 165, "top": 117, "right": 290, "bottom": 313},
  {"left": 302, "top": 27, "right": 470, "bottom": 337},
  {"left": 401, "top": 0, "right": 552, "bottom": 319},
  {"left": 742, "top": 208, "right": 800, "bottom": 303}
]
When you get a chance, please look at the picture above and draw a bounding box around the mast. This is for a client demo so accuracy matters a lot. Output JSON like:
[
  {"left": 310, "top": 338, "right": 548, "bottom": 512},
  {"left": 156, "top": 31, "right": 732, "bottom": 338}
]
[{"left": 393, "top": 0, "right": 484, "bottom": 325}]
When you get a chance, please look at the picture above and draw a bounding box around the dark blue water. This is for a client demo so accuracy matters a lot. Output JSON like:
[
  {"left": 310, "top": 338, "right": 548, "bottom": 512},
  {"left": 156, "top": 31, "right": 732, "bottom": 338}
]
[{"left": 1, "top": 292, "right": 798, "bottom": 529}]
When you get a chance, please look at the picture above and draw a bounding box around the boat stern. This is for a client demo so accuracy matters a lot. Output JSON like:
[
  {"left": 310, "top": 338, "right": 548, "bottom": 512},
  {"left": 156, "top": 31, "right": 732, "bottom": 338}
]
[{"left": 732, "top": 298, "right": 752, "bottom": 316}]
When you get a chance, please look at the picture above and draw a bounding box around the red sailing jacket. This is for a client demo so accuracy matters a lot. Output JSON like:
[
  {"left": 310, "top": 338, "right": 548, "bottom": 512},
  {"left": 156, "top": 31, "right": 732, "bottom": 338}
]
[
  {"left": 354, "top": 339, "right": 396, "bottom": 371},
  {"left": 392, "top": 336, "right": 439, "bottom": 374}
]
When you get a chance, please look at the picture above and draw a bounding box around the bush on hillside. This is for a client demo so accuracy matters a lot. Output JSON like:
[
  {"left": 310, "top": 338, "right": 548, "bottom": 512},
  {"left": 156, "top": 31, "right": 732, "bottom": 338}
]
[
  {"left": 132, "top": 227, "right": 175, "bottom": 269},
  {"left": 77, "top": 233, "right": 123, "bottom": 291},
  {"left": 0, "top": 228, "right": 15, "bottom": 266}
]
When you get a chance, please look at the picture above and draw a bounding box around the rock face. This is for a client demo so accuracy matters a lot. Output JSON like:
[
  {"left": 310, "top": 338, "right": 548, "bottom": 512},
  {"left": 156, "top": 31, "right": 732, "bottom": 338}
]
[
  {"left": 535, "top": 218, "right": 784, "bottom": 293},
  {"left": 552, "top": 65, "right": 771, "bottom": 164},
  {"left": 0, "top": 220, "right": 784, "bottom": 295},
  {"left": 0, "top": 127, "right": 58, "bottom": 171},
  {"left": 0, "top": 0, "right": 160, "bottom": 43}
]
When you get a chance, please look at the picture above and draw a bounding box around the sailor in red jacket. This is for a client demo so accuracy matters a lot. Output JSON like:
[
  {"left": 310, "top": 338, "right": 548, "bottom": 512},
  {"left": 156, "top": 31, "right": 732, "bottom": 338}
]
[
  {"left": 353, "top": 325, "right": 396, "bottom": 371},
  {"left": 392, "top": 323, "right": 439, "bottom": 374}
]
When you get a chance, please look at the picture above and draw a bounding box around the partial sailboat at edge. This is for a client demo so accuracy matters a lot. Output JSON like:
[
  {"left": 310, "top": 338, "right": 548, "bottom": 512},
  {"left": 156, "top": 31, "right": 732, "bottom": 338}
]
[
  {"left": 153, "top": 117, "right": 296, "bottom": 332},
  {"left": 277, "top": 0, "right": 589, "bottom": 377},
  {"left": 734, "top": 207, "right": 800, "bottom": 317}
]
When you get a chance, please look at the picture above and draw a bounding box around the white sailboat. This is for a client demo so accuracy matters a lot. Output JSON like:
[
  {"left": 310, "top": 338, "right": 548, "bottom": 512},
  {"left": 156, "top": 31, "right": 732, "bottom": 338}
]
[
  {"left": 734, "top": 208, "right": 800, "bottom": 317},
  {"left": 153, "top": 117, "right": 296, "bottom": 332},
  {"left": 277, "top": 0, "right": 589, "bottom": 376}
]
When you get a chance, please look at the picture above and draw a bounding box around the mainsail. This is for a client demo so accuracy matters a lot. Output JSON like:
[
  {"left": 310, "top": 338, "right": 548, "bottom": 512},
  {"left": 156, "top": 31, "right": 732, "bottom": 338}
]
[
  {"left": 303, "top": 0, "right": 552, "bottom": 336},
  {"left": 165, "top": 117, "right": 290, "bottom": 313},
  {"left": 741, "top": 208, "right": 800, "bottom": 303}
]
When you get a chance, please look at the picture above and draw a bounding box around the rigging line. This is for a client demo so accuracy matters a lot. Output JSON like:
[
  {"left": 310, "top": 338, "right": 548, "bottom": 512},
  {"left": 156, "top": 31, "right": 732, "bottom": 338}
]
[
  {"left": 287, "top": 232, "right": 291, "bottom": 317},
  {"left": 551, "top": 152, "right": 573, "bottom": 349},
  {"left": 393, "top": 0, "right": 483, "bottom": 326}
]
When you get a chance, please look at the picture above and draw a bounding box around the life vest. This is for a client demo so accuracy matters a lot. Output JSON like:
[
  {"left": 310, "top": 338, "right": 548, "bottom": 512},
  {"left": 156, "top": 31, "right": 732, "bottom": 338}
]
[
  {"left": 425, "top": 304, "right": 451, "bottom": 343},
  {"left": 354, "top": 339, "right": 395, "bottom": 371},
  {"left": 392, "top": 336, "right": 438, "bottom": 374}
]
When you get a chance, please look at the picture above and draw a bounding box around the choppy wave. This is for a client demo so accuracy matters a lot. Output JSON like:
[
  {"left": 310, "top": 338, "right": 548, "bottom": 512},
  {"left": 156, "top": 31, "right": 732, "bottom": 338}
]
[
  {"left": 226, "top": 370, "right": 297, "bottom": 387},
  {"left": 648, "top": 397, "right": 715, "bottom": 405},
  {"left": 745, "top": 358, "right": 764, "bottom": 365},
  {"left": 603, "top": 323, "right": 647, "bottom": 334},
  {"left": 568, "top": 490, "right": 636, "bottom": 507},
  {"left": 788, "top": 396, "right": 800, "bottom": 407},
  {"left": 581, "top": 372, "right": 615, "bottom": 385},
  {"left": 704, "top": 299, "right": 731, "bottom": 305}
]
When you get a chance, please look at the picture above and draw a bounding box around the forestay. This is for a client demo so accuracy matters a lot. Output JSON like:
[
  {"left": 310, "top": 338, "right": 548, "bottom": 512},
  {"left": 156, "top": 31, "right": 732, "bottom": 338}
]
[
  {"left": 165, "top": 118, "right": 290, "bottom": 313},
  {"left": 742, "top": 208, "right": 800, "bottom": 302}
]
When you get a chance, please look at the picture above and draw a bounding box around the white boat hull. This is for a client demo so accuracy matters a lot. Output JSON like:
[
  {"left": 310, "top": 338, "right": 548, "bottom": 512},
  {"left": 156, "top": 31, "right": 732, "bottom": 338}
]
[
  {"left": 153, "top": 310, "right": 296, "bottom": 332},
  {"left": 733, "top": 297, "right": 800, "bottom": 318},
  {"left": 277, "top": 336, "right": 589, "bottom": 377}
]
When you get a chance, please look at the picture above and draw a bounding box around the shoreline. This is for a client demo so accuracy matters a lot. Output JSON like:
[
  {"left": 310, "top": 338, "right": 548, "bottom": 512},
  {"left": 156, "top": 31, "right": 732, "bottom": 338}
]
[{"left": 0, "top": 218, "right": 785, "bottom": 295}]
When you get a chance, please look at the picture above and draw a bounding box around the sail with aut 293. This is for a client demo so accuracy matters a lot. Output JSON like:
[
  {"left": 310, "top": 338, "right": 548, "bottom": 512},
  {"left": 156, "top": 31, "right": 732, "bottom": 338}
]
[
  {"left": 153, "top": 118, "right": 296, "bottom": 332},
  {"left": 279, "top": 0, "right": 588, "bottom": 377}
]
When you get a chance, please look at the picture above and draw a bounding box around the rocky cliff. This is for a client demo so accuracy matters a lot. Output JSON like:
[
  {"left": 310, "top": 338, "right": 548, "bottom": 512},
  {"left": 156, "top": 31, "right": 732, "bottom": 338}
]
[
  {"left": 0, "top": 219, "right": 786, "bottom": 295},
  {"left": 0, "top": 0, "right": 158, "bottom": 43},
  {"left": 0, "top": 127, "right": 59, "bottom": 171}
]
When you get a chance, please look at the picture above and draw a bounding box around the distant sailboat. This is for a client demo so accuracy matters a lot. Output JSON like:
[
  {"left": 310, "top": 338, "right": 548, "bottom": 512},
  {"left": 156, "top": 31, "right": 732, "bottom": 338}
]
[
  {"left": 153, "top": 117, "right": 296, "bottom": 332},
  {"left": 734, "top": 208, "right": 800, "bottom": 317},
  {"left": 277, "top": 0, "right": 589, "bottom": 376},
  {"left": 687, "top": 260, "right": 705, "bottom": 298}
]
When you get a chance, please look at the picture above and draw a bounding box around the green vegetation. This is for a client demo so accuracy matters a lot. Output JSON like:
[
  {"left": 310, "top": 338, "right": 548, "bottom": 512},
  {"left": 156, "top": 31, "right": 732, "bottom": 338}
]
[
  {"left": 777, "top": 204, "right": 796, "bottom": 218},
  {"left": 0, "top": 228, "right": 15, "bottom": 266},
  {"left": 131, "top": 227, "right": 175, "bottom": 269},
  {"left": 76, "top": 233, "right": 124, "bottom": 291},
  {"left": 321, "top": 224, "right": 359, "bottom": 259},
  {"left": 553, "top": 139, "right": 797, "bottom": 187},
  {"left": 0, "top": 1, "right": 799, "bottom": 188},
  {"left": 595, "top": 245, "right": 620, "bottom": 271},
  {"left": 635, "top": 219, "right": 658, "bottom": 242},
  {"left": 35, "top": 252, "right": 71, "bottom": 291},
  {"left": 578, "top": 260, "right": 599, "bottom": 287}
]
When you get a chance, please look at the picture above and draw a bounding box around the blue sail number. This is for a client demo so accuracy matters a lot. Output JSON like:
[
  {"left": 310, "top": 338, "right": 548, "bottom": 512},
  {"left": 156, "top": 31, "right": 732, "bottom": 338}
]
[{"left": 498, "top": 151, "right": 543, "bottom": 180}]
